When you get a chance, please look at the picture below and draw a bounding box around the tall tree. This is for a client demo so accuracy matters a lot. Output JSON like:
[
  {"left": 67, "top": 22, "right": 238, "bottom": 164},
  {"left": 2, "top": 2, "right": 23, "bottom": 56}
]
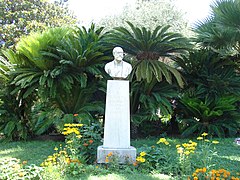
[
  {"left": 195, "top": 0, "right": 240, "bottom": 56},
  {"left": 97, "top": 0, "right": 191, "bottom": 36},
  {"left": 0, "top": 0, "right": 77, "bottom": 48}
]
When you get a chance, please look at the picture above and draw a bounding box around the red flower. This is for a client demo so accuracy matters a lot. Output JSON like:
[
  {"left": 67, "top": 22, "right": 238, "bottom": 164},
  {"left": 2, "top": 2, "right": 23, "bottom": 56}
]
[
  {"left": 73, "top": 114, "right": 78, "bottom": 117},
  {"left": 83, "top": 143, "right": 88, "bottom": 147},
  {"left": 89, "top": 139, "right": 94, "bottom": 144}
]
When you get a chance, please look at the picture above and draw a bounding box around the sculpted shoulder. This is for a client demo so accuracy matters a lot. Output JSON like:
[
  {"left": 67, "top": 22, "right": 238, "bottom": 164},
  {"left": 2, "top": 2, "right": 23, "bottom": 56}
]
[{"left": 104, "top": 47, "right": 132, "bottom": 79}]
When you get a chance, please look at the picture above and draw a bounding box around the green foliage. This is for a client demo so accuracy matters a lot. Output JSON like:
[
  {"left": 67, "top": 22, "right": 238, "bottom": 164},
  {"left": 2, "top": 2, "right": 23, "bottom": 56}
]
[
  {"left": 102, "top": 21, "right": 189, "bottom": 133},
  {"left": 0, "top": 0, "right": 77, "bottom": 48},
  {"left": 12, "top": 25, "right": 109, "bottom": 101},
  {"left": 97, "top": 0, "right": 191, "bottom": 36},
  {"left": 0, "top": 25, "right": 108, "bottom": 139},
  {"left": 194, "top": 0, "right": 240, "bottom": 55},
  {"left": 179, "top": 95, "right": 240, "bottom": 137},
  {"left": 1, "top": 138, "right": 240, "bottom": 179},
  {"left": 0, "top": 51, "right": 36, "bottom": 141},
  {"left": 105, "top": 21, "right": 189, "bottom": 86},
  {"left": 136, "top": 143, "right": 178, "bottom": 174},
  {"left": 176, "top": 50, "right": 240, "bottom": 137},
  {"left": 131, "top": 81, "right": 178, "bottom": 126},
  {"left": 76, "top": 121, "right": 103, "bottom": 164}
]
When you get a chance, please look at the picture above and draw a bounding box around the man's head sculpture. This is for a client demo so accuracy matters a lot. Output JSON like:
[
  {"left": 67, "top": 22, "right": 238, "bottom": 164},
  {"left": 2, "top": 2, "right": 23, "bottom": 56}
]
[
  {"left": 112, "top": 47, "right": 124, "bottom": 62},
  {"left": 104, "top": 47, "right": 132, "bottom": 79}
]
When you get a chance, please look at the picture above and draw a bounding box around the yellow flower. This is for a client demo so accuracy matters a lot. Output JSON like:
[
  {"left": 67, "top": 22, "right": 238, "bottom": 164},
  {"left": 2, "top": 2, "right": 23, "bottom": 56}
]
[
  {"left": 192, "top": 172, "right": 197, "bottom": 176},
  {"left": 204, "top": 139, "right": 210, "bottom": 142},
  {"left": 67, "top": 140, "right": 73, "bottom": 144},
  {"left": 191, "top": 142, "right": 198, "bottom": 146},
  {"left": 141, "top": 157, "right": 146, "bottom": 162},
  {"left": 202, "top": 167, "right": 207, "bottom": 173},
  {"left": 136, "top": 156, "right": 141, "bottom": 161},
  {"left": 136, "top": 156, "right": 146, "bottom": 163},
  {"left": 54, "top": 147, "right": 58, "bottom": 151},
  {"left": 157, "top": 138, "right": 167, "bottom": 144},
  {"left": 77, "top": 135, "right": 82, "bottom": 138},
  {"left": 107, "top": 152, "right": 113, "bottom": 157},
  {"left": 184, "top": 151, "right": 190, "bottom": 155},
  {"left": 177, "top": 147, "right": 184, "bottom": 154},
  {"left": 197, "top": 137, "right": 203, "bottom": 140},
  {"left": 201, "top": 132, "right": 208, "bottom": 136},
  {"left": 62, "top": 131, "right": 68, "bottom": 135},
  {"left": 182, "top": 143, "right": 188, "bottom": 148},
  {"left": 176, "top": 144, "right": 181, "bottom": 148},
  {"left": 212, "top": 140, "right": 219, "bottom": 144},
  {"left": 164, "top": 141, "right": 170, "bottom": 145},
  {"left": 18, "top": 172, "right": 25, "bottom": 177},
  {"left": 140, "top": 152, "right": 146, "bottom": 156}
]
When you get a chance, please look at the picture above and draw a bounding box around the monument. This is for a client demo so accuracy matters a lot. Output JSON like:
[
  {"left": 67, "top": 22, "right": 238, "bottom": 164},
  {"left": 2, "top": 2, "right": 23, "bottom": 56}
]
[{"left": 97, "top": 47, "right": 136, "bottom": 163}]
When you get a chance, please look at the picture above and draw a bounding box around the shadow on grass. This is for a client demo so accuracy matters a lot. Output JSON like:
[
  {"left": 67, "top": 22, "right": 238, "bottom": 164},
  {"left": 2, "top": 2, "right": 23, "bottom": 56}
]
[{"left": 0, "top": 140, "right": 61, "bottom": 165}]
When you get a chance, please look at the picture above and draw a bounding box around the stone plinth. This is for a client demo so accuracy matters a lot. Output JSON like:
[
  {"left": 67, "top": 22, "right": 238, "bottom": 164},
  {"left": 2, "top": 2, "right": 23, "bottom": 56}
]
[
  {"left": 97, "top": 146, "right": 136, "bottom": 164},
  {"left": 97, "top": 80, "right": 136, "bottom": 163}
]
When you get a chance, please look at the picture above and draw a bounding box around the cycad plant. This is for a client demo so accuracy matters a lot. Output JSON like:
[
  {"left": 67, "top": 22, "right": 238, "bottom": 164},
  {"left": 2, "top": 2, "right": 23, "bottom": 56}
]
[
  {"left": 0, "top": 51, "right": 36, "bottom": 140},
  {"left": 1, "top": 25, "right": 109, "bottom": 139},
  {"left": 12, "top": 25, "right": 108, "bottom": 112},
  {"left": 103, "top": 21, "right": 190, "bottom": 136},
  {"left": 176, "top": 50, "right": 240, "bottom": 137},
  {"left": 105, "top": 21, "right": 190, "bottom": 86}
]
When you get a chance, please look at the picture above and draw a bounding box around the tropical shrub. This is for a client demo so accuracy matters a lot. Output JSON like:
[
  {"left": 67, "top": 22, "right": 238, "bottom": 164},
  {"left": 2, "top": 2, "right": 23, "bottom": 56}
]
[
  {"left": 13, "top": 25, "right": 108, "bottom": 113},
  {"left": 0, "top": 25, "right": 108, "bottom": 139},
  {"left": 176, "top": 50, "right": 240, "bottom": 137},
  {"left": 0, "top": 52, "right": 36, "bottom": 140}
]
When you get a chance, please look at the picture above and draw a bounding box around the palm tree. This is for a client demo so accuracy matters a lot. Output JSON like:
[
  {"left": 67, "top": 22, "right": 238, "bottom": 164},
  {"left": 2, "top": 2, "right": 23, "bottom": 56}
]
[
  {"left": 195, "top": 0, "right": 240, "bottom": 56},
  {"left": 104, "top": 21, "right": 190, "bottom": 86}
]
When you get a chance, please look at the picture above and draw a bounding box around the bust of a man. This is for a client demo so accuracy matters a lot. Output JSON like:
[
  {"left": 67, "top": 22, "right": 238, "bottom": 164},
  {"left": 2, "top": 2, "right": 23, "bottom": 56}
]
[{"left": 105, "top": 47, "right": 132, "bottom": 79}]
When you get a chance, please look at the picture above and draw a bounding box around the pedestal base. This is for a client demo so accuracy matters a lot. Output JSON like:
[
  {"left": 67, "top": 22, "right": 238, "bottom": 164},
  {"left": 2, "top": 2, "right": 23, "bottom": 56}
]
[{"left": 97, "top": 146, "right": 136, "bottom": 164}]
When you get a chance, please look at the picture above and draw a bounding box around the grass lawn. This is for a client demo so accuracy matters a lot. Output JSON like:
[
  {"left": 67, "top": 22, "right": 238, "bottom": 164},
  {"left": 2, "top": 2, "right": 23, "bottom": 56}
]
[{"left": 0, "top": 137, "right": 239, "bottom": 179}]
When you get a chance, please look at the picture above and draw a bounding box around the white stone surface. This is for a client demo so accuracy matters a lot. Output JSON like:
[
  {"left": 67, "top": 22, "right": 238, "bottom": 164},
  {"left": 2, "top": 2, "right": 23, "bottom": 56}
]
[
  {"left": 103, "top": 80, "right": 130, "bottom": 148},
  {"left": 97, "top": 146, "right": 136, "bottom": 164},
  {"left": 104, "top": 47, "right": 132, "bottom": 79},
  {"left": 97, "top": 80, "right": 136, "bottom": 164}
]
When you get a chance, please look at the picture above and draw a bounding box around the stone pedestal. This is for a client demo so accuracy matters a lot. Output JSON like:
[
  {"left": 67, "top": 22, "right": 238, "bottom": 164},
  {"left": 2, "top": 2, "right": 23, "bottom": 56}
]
[{"left": 97, "top": 80, "right": 136, "bottom": 163}]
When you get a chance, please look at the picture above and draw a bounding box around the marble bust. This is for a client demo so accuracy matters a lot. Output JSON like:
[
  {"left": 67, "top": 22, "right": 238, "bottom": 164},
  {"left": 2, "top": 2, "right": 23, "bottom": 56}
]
[{"left": 105, "top": 47, "right": 132, "bottom": 79}]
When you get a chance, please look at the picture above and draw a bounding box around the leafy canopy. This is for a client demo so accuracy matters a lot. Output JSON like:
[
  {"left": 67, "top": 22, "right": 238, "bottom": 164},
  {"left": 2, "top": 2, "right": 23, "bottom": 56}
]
[{"left": 0, "top": 0, "right": 77, "bottom": 48}]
